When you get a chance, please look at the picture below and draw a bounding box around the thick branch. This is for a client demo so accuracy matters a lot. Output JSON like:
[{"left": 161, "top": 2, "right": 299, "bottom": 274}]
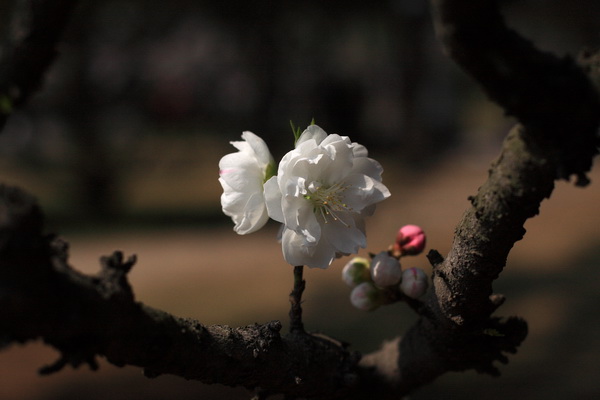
[
  {"left": 425, "top": 0, "right": 600, "bottom": 322},
  {"left": 0, "top": 0, "right": 78, "bottom": 129},
  {"left": 0, "top": 185, "right": 359, "bottom": 399},
  {"left": 364, "top": 0, "right": 600, "bottom": 394},
  {"left": 430, "top": 0, "right": 600, "bottom": 183}
]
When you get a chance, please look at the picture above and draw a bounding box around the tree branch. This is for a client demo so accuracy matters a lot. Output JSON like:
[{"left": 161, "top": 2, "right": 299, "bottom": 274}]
[
  {"left": 0, "top": 184, "right": 359, "bottom": 399},
  {"left": 289, "top": 266, "right": 306, "bottom": 334},
  {"left": 358, "top": 0, "right": 600, "bottom": 394},
  {"left": 429, "top": 0, "right": 599, "bottom": 184}
]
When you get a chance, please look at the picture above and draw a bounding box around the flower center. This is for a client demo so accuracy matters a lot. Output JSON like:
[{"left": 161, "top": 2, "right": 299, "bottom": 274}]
[{"left": 304, "top": 182, "right": 353, "bottom": 225}]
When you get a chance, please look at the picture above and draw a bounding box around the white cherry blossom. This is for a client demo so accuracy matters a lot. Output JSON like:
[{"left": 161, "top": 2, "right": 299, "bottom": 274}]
[
  {"left": 265, "top": 125, "right": 390, "bottom": 269},
  {"left": 219, "top": 131, "right": 275, "bottom": 234}
]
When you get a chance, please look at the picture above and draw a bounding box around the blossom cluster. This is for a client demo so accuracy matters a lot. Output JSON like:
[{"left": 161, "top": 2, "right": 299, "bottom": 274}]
[
  {"left": 219, "top": 125, "right": 391, "bottom": 269},
  {"left": 342, "top": 225, "right": 428, "bottom": 311}
]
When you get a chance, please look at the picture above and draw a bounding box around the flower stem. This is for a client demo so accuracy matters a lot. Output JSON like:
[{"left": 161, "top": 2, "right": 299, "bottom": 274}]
[{"left": 289, "top": 265, "right": 305, "bottom": 333}]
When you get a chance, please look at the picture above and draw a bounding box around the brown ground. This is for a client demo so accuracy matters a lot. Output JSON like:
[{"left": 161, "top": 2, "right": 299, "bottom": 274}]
[{"left": 1, "top": 148, "right": 599, "bottom": 399}]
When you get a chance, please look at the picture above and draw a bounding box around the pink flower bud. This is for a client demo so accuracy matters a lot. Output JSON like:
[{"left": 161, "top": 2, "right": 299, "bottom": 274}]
[
  {"left": 394, "top": 224, "right": 426, "bottom": 255},
  {"left": 400, "top": 267, "right": 428, "bottom": 299},
  {"left": 370, "top": 252, "right": 402, "bottom": 287},
  {"left": 350, "top": 282, "right": 382, "bottom": 311},
  {"left": 342, "top": 257, "right": 371, "bottom": 287}
]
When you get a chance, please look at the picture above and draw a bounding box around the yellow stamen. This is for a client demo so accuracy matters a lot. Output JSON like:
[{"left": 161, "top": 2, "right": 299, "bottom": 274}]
[{"left": 304, "top": 182, "right": 353, "bottom": 226}]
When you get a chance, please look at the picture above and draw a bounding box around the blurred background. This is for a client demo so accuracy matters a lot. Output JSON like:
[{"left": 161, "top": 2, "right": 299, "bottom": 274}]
[{"left": 1, "top": 0, "right": 599, "bottom": 399}]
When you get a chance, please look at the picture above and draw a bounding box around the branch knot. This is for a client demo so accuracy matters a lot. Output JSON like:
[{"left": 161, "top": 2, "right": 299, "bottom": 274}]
[{"left": 97, "top": 251, "right": 137, "bottom": 301}]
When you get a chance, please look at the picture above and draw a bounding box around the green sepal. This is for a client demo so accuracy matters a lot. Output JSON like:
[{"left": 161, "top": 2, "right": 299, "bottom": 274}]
[
  {"left": 264, "top": 161, "right": 277, "bottom": 183},
  {"left": 290, "top": 120, "right": 302, "bottom": 145}
]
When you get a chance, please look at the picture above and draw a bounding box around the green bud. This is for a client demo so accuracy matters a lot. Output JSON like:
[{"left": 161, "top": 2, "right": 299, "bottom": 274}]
[
  {"left": 350, "top": 282, "right": 383, "bottom": 311},
  {"left": 342, "top": 257, "right": 371, "bottom": 287}
]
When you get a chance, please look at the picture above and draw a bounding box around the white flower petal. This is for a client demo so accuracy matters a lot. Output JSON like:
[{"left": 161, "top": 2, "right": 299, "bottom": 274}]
[
  {"left": 218, "top": 131, "right": 275, "bottom": 234},
  {"left": 322, "top": 215, "right": 366, "bottom": 255},
  {"left": 361, "top": 204, "right": 377, "bottom": 217},
  {"left": 296, "top": 124, "right": 328, "bottom": 146},
  {"left": 273, "top": 126, "right": 390, "bottom": 268},
  {"left": 264, "top": 176, "right": 284, "bottom": 223},
  {"left": 320, "top": 133, "right": 349, "bottom": 147},
  {"left": 350, "top": 142, "right": 369, "bottom": 158},
  {"left": 351, "top": 157, "right": 383, "bottom": 180},
  {"left": 343, "top": 174, "right": 391, "bottom": 212},
  {"left": 241, "top": 131, "right": 273, "bottom": 168},
  {"left": 305, "top": 240, "right": 338, "bottom": 269},
  {"left": 281, "top": 228, "right": 335, "bottom": 269},
  {"left": 317, "top": 141, "right": 354, "bottom": 183},
  {"left": 220, "top": 179, "right": 246, "bottom": 213},
  {"left": 281, "top": 228, "right": 312, "bottom": 265},
  {"left": 233, "top": 191, "right": 270, "bottom": 234},
  {"left": 297, "top": 205, "right": 321, "bottom": 244}
]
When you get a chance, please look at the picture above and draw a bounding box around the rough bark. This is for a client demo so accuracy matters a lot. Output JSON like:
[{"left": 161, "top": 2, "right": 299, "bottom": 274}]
[
  {"left": 377, "top": 0, "right": 600, "bottom": 393},
  {"left": 429, "top": 0, "right": 599, "bottom": 185},
  {"left": 1, "top": 0, "right": 599, "bottom": 399},
  {"left": 0, "top": 184, "right": 358, "bottom": 399}
]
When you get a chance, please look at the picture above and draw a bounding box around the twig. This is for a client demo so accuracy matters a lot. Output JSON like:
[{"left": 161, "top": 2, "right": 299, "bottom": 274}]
[{"left": 288, "top": 265, "right": 305, "bottom": 333}]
